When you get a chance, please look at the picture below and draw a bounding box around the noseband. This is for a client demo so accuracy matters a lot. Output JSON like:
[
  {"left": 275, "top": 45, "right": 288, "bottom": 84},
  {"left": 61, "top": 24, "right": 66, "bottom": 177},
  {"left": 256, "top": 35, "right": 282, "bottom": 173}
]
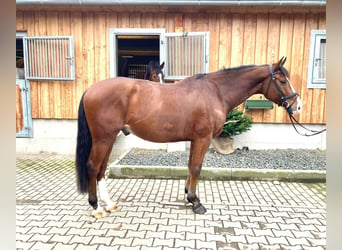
[
  {"left": 265, "top": 65, "right": 299, "bottom": 115},
  {"left": 265, "top": 65, "right": 326, "bottom": 137}
]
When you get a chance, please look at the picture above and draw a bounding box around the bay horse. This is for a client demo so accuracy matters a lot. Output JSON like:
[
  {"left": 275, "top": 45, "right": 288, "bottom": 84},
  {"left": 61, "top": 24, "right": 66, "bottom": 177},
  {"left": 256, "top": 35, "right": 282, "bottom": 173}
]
[
  {"left": 121, "top": 60, "right": 165, "bottom": 136},
  {"left": 76, "top": 57, "right": 301, "bottom": 218},
  {"left": 144, "top": 60, "right": 165, "bottom": 83}
]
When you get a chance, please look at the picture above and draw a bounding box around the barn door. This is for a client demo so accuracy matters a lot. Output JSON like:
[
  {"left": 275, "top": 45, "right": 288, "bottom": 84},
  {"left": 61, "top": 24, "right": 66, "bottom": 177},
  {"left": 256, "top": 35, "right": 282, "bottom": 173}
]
[
  {"left": 16, "top": 79, "right": 33, "bottom": 137},
  {"left": 160, "top": 32, "right": 209, "bottom": 81}
]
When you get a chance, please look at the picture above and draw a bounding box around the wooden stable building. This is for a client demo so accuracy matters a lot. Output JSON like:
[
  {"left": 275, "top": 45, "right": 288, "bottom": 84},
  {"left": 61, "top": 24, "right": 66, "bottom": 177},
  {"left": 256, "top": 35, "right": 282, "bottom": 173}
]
[{"left": 16, "top": 0, "right": 326, "bottom": 153}]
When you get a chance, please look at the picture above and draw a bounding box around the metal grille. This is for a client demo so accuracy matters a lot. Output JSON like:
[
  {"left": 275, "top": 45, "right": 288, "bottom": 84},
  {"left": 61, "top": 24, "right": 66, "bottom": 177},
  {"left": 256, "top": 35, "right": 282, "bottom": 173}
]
[
  {"left": 128, "top": 64, "right": 147, "bottom": 79},
  {"left": 163, "top": 32, "right": 209, "bottom": 80},
  {"left": 23, "top": 36, "right": 75, "bottom": 81}
]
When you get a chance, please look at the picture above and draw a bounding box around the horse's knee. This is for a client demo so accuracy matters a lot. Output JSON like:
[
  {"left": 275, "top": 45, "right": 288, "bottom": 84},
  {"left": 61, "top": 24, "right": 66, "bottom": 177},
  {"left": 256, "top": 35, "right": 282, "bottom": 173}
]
[{"left": 191, "top": 165, "right": 202, "bottom": 178}]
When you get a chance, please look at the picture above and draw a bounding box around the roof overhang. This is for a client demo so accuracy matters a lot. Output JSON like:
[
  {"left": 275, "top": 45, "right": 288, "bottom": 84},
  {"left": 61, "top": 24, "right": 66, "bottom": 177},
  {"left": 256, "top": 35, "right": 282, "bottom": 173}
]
[{"left": 16, "top": 0, "right": 326, "bottom": 7}]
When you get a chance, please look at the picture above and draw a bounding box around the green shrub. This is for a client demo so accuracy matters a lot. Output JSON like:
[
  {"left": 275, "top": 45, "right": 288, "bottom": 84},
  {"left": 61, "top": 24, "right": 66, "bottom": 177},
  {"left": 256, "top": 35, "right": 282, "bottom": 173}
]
[{"left": 219, "top": 107, "right": 253, "bottom": 137}]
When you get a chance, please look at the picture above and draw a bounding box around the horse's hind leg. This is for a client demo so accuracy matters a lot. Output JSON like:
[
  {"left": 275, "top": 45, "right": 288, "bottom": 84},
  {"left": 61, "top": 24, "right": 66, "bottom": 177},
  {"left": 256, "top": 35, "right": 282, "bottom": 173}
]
[
  {"left": 186, "top": 138, "right": 211, "bottom": 214},
  {"left": 97, "top": 141, "right": 118, "bottom": 213},
  {"left": 87, "top": 140, "right": 115, "bottom": 218}
]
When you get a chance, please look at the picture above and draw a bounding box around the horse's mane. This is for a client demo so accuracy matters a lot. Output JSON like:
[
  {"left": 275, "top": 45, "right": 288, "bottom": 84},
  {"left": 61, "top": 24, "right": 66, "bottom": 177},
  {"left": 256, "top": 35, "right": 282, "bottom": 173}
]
[
  {"left": 194, "top": 63, "right": 288, "bottom": 81},
  {"left": 222, "top": 64, "right": 265, "bottom": 72}
]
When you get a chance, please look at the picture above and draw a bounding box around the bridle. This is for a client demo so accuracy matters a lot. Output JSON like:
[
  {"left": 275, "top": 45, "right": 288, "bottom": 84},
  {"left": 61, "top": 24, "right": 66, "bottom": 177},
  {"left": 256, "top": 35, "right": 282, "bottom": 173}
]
[
  {"left": 265, "top": 65, "right": 299, "bottom": 115},
  {"left": 265, "top": 64, "right": 326, "bottom": 137}
]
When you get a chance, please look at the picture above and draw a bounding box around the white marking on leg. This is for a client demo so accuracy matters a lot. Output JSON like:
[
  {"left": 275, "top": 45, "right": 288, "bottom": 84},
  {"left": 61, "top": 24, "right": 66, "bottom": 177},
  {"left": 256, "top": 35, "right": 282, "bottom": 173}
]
[
  {"left": 98, "top": 178, "right": 118, "bottom": 212},
  {"left": 98, "top": 178, "right": 111, "bottom": 205},
  {"left": 91, "top": 204, "right": 106, "bottom": 218}
]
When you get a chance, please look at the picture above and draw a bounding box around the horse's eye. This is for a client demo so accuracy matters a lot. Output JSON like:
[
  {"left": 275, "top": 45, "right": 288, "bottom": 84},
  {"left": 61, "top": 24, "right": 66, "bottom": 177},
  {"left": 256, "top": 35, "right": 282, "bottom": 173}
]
[{"left": 280, "top": 80, "right": 286, "bottom": 85}]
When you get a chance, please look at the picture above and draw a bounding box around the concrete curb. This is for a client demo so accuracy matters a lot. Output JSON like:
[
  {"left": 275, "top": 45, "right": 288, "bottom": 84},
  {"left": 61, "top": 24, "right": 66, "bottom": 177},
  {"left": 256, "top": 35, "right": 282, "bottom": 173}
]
[{"left": 108, "top": 164, "right": 326, "bottom": 182}]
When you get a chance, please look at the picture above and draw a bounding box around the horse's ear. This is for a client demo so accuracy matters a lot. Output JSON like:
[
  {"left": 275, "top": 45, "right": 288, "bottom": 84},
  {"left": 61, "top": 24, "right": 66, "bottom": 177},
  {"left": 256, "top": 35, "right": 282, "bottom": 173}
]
[
  {"left": 160, "top": 62, "right": 165, "bottom": 69},
  {"left": 278, "top": 56, "right": 287, "bottom": 66}
]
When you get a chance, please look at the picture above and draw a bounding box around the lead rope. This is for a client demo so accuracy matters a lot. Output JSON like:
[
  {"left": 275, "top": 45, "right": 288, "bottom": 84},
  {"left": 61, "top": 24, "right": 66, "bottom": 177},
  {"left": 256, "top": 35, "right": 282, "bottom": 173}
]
[{"left": 288, "top": 114, "right": 326, "bottom": 137}]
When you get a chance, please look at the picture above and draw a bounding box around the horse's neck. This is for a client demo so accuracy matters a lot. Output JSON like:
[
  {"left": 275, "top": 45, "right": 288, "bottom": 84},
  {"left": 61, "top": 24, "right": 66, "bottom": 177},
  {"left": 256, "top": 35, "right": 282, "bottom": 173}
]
[{"left": 216, "top": 66, "right": 268, "bottom": 112}]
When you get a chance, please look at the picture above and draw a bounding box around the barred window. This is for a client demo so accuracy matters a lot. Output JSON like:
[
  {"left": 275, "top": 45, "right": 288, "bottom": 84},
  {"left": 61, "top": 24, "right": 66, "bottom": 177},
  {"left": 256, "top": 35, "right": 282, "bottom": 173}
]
[
  {"left": 161, "top": 32, "right": 209, "bottom": 80},
  {"left": 307, "top": 30, "right": 326, "bottom": 89},
  {"left": 23, "top": 36, "right": 75, "bottom": 81}
]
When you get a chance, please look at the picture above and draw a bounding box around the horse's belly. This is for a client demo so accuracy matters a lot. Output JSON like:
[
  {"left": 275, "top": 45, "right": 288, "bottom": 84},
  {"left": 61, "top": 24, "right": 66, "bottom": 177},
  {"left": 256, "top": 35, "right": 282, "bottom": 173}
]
[{"left": 124, "top": 120, "right": 188, "bottom": 143}]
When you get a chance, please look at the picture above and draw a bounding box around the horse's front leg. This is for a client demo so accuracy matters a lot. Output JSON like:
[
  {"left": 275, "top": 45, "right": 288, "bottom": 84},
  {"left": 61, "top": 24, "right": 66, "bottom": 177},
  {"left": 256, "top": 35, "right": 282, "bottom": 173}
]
[{"left": 186, "top": 138, "right": 211, "bottom": 214}]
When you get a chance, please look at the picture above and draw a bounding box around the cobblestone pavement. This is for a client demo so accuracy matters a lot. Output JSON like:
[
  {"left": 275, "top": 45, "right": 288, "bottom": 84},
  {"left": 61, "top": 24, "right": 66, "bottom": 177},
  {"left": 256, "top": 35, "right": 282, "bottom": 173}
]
[{"left": 16, "top": 153, "right": 326, "bottom": 250}]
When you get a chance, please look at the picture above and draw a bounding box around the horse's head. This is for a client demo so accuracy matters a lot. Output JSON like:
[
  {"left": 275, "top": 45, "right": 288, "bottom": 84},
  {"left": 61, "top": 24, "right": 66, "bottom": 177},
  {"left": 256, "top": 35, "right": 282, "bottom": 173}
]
[
  {"left": 145, "top": 61, "right": 165, "bottom": 83},
  {"left": 262, "top": 57, "right": 302, "bottom": 115}
]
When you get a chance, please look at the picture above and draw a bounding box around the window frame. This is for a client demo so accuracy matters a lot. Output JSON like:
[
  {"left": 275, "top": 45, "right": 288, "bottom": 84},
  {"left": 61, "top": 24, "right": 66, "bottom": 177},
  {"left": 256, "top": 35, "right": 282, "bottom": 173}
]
[
  {"left": 160, "top": 32, "right": 210, "bottom": 81},
  {"left": 109, "top": 29, "right": 210, "bottom": 81},
  {"left": 16, "top": 79, "right": 33, "bottom": 138},
  {"left": 109, "top": 28, "right": 166, "bottom": 78},
  {"left": 23, "top": 36, "right": 75, "bottom": 81},
  {"left": 307, "top": 30, "right": 326, "bottom": 89}
]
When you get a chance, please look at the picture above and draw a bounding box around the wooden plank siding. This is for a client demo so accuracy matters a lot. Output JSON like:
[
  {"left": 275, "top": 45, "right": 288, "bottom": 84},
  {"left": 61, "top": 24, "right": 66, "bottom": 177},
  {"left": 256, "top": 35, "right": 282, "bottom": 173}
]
[{"left": 16, "top": 6, "right": 326, "bottom": 124}]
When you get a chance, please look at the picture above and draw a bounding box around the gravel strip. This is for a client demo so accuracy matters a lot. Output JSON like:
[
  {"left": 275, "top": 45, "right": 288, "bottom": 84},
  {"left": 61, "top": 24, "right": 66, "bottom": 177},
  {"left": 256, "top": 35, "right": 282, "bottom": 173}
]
[{"left": 117, "top": 148, "right": 326, "bottom": 171}]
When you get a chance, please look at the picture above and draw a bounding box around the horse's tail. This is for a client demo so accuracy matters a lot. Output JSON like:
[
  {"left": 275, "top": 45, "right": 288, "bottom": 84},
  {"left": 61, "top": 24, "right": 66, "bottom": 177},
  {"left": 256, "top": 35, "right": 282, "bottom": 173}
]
[{"left": 75, "top": 92, "right": 92, "bottom": 193}]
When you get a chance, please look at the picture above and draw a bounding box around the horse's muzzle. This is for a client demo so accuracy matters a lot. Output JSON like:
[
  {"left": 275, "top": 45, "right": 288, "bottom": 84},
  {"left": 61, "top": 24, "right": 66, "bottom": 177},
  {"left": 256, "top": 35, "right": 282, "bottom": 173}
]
[{"left": 286, "top": 96, "right": 302, "bottom": 115}]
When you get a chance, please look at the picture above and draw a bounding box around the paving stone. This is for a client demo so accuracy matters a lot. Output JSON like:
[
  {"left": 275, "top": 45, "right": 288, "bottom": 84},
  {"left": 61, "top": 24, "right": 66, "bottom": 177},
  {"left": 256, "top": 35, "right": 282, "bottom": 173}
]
[
  {"left": 234, "top": 228, "right": 254, "bottom": 236},
  {"left": 97, "top": 245, "right": 120, "bottom": 250},
  {"left": 53, "top": 242, "right": 80, "bottom": 250},
  {"left": 307, "top": 238, "right": 326, "bottom": 247},
  {"left": 30, "top": 241, "right": 56, "bottom": 250},
  {"left": 27, "top": 227, "right": 50, "bottom": 234},
  {"left": 153, "top": 238, "right": 174, "bottom": 247},
  {"left": 15, "top": 153, "right": 326, "bottom": 249},
  {"left": 287, "top": 237, "right": 311, "bottom": 246},
  {"left": 206, "top": 233, "right": 226, "bottom": 243},
  {"left": 259, "top": 244, "right": 282, "bottom": 250},
  {"left": 196, "top": 239, "right": 217, "bottom": 249},
  {"left": 112, "top": 237, "right": 133, "bottom": 246},
  {"left": 186, "top": 232, "right": 206, "bottom": 241},
  {"left": 253, "top": 228, "right": 274, "bottom": 237},
  {"left": 226, "top": 234, "right": 247, "bottom": 244},
  {"left": 47, "top": 226, "right": 69, "bottom": 235},
  {"left": 131, "top": 237, "right": 153, "bottom": 247},
  {"left": 272, "top": 229, "right": 294, "bottom": 238},
  {"left": 174, "top": 238, "right": 195, "bottom": 248},
  {"left": 267, "top": 236, "right": 289, "bottom": 245},
  {"left": 49, "top": 234, "right": 74, "bottom": 244},
  {"left": 165, "top": 231, "right": 186, "bottom": 240},
  {"left": 126, "top": 230, "right": 147, "bottom": 239},
  {"left": 89, "top": 235, "right": 113, "bottom": 246},
  {"left": 68, "top": 235, "right": 92, "bottom": 245},
  {"left": 16, "top": 233, "right": 33, "bottom": 242},
  {"left": 16, "top": 241, "right": 35, "bottom": 250},
  {"left": 246, "top": 235, "right": 268, "bottom": 245}
]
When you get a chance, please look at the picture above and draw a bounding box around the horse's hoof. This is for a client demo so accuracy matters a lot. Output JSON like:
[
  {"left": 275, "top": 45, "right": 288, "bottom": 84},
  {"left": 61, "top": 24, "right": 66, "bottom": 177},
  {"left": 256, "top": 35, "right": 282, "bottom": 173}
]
[
  {"left": 106, "top": 203, "right": 118, "bottom": 213},
  {"left": 92, "top": 208, "right": 106, "bottom": 218},
  {"left": 192, "top": 203, "right": 207, "bottom": 214}
]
